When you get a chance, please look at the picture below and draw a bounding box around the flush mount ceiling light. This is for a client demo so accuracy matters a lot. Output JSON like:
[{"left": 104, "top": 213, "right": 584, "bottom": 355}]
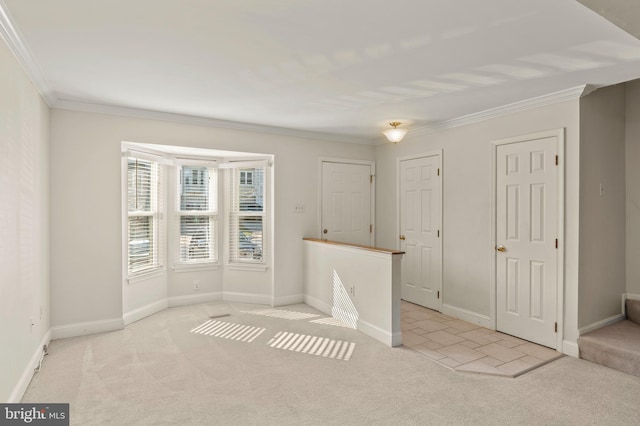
[{"left": 383, "top": 122, "right": 407, "bottom": 143}]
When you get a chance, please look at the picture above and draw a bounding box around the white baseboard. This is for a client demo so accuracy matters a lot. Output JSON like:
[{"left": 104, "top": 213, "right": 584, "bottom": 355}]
[
  {"left": 51, "top": 317, "right": 124, "bottom": 340},
  {"left": 123, "top": 299, "right": 169, "bottom": 326},
  {"left": 442, "top": 304, "right": 492, "bottom": 328},
  {"left": 562, "top": 340, "right": 579, "bottom": 358},
  {"left": 168, "top": 291, "right": 222, "bottom": 308},
  {"left": 272, "top": 293, "right": 304, "bottom": 307},
  {"left": 356, "top": 318, "right": 397, "bottom": 347},
  {"left": 304, "top": 295, "right": 331, "bottom": 316},
  {"left": 579, "top": 313, "right": 625, "bottom": 336},
  {"left": 223, "top": 292, "right": 271, "bottom": 305},
  {"left": 391, "top": 331, "right": 402, "bottom": 347},
  {"left": 8, "top": 329, "right": 51, "bottom": 403},
  {"left": 304, "top": 295, "right": 398, "bottom": 347},
  {"left": 624, "top": 293, "right": 640, "bottom": 315},
  {"left": 625, "top": 292, "right": 640, "bottom": 301}
]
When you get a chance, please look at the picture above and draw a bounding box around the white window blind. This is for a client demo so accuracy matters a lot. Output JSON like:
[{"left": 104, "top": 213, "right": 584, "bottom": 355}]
[
  {"left": 177, "top": 165, "right": 217, "bottom": 263},
  {"left": 229, "top": 167, "right": 265, "bottom": 264},
  {"left": 127, "top": 157, "right": 164, "bottom": 275}
]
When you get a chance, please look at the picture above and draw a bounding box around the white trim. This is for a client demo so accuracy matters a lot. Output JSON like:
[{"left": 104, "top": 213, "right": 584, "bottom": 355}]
[
  {"left": 410, "top": 86, "right": 595, "bottom": 137},
  {"left": 623, "top": 293, "right": 640, "bottom": 315},
  {"left": 51, "top": 317, "right": 124, "bottom": 340},
  {"left": 489, "top": 140, "right": 497, "bottom": 330},
  {"left": 167, "top": 291, "right": 222, "bottom": 307},
  {"left": 397, "top": 150, "right": 444, "bottom": 311},
  {"left": 222, "top": 292, "right": 272, "bottom": 305},
  {"left": 225, "top": 263, "right": 269, "bottom": 271},
  {"left": 441, "top": 304, "right": 492, "bottom": 328},
  {"left": 305, "top": 295, "right": 400, "bottom": 347},
  {"left": 0, "top": 1, "right": 56, "bottom": 106},
  {"left": 173, "top": 157, "right": 219, "bottom": 167},
  {"left": 391, "top": 331, "right": 403, "bottom": 347},
  {"left": 172, "top": 263, "right": 220, "bottom": 272},
  {"left": 123, "top": 147, "right": 173, "bottom": 165},
  {"left": 304, "top": 294, "right": 332, "bottom": 315},
  {"left": 55, "top": 99, "right": 373, "bottom": 145},
  {"left": 318, "top": 158, "right": 376, "bottom": 245},
  {"left": 357, "top": 318, "right": 400, "bottom": 347},
  {"left": 562, "top": 340, "right": 580, "bottom": 358},
  {"left": 578, "top": 314, "right": 625, "bottom": 336},
  {"left": 272, "top": 294, "right": 304, "bottom": 307},
  {"left": 625, "top": 292, "right": 640, "bottom": 301},
  {"left": 491, "top": 128, "right": 565, "bottom": 351},
  {"left": 218, "top": 160, "right": 272, "bottom": 169},
  {"left": 557, "top": 130, "right": 566, "bottom": 349},
  {"left": 8, "top": 329, "right": 51, "bottom": 403},
  {"left": 123, "top": 299, "right": 169, "bottom": 326}
]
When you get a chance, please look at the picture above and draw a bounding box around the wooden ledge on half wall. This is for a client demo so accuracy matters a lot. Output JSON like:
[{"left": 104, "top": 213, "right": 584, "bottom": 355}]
[{"left": 302, "top": 237, "right": 404, "bottom": 255}]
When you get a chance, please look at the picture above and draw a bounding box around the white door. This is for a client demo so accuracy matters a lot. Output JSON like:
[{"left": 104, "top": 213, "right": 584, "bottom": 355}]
[
  {"left": 399, "top": 155, "right": 442, "bottom": 311},
  {"left": 496, "top": 137, "right": 558, "bottom": 348},
  {"left": 321, "top": 162, "right": 372, "bottom": 246}
]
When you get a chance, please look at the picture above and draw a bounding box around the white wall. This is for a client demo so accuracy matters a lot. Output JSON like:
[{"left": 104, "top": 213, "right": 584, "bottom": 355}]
[
  {"left": 0, "top": 39, "right": 50, "bottom": 401},
  {"left": 626, "top": 79, "right": 640, "bottom": 296},
  {"left": 375, "top": 100, "right": 581, "bottom": 351},
  {"left": 303, "top": 240, "right": 402, "bottom": 346},
  {"left": 578, "top": 85, "right": 626, "bottom": 329},
  {"left": 49, "top": 109, "right": 374, "bottom": 331}
]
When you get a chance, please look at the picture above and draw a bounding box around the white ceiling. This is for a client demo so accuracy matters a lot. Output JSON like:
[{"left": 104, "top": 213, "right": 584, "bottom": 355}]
[{"left": 3, "top": 0, "right": 640, "bottom": 143}]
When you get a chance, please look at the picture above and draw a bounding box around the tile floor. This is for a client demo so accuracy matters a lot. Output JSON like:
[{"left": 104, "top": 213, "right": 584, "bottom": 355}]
[{"left": 401, "top": 300, "right": 563, "bottom": 377}]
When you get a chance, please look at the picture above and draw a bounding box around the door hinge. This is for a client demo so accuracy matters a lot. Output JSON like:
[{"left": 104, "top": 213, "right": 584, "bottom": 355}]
[
  {"left": 555, "top": 155, "right": 558, "bottom": 166},
  {"left": 437, "top": 168, "right": 440, "bottom": 176},
  {"left": 554, "top": 322, "right": 558, "bottom": 333},
  {"left": 555, "top": 239, "right": 558, "bottom": 249},
  {"left": 437, "top": 291, "right": 440, "bottom": 299},
  {"left": 437, "top": 230, "right": 440, "bottom": 237},
  {"left": 370, "top": 175, "right": 373, "bottom": 183},
  {"left": 370, "top": 224, "right": 373, "bottom": 233}
]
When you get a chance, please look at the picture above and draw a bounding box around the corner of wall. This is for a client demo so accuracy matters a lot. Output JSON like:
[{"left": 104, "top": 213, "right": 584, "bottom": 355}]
[{"left": 8, "top": 330, "right": 52, "bottom": 403}]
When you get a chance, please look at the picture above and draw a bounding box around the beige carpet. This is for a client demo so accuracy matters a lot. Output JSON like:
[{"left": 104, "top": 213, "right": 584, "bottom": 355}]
[{"left": 22, "top": 302, "right": 640, "bottom": 425}]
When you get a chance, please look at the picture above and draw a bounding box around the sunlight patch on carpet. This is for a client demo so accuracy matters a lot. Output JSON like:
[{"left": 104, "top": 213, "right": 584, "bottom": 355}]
[
  {"left": 242, "top": 308, "right": 320, "bottom": 320},
  {"left": 190, "top": 320, "right": 265, "bottom": 342},
  {"left": 267, "top": 331, "right": 355, "bottom": 361}
]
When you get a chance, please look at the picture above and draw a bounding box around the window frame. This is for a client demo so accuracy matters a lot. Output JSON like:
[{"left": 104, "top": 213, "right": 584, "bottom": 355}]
[
  {"left": 175, "top": 163, "right": 219, "bottom": 266},
  {"left": 126, "top": 156, "right": 164, "bottom": 278},
  {"left": 228, "top": 165, "right": 268, "bottom": 267}
]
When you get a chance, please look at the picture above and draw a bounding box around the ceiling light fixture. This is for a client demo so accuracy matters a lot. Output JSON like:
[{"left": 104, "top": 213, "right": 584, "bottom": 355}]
[{"left": 383, "top": 122, "right": 407, "bottom": 143}]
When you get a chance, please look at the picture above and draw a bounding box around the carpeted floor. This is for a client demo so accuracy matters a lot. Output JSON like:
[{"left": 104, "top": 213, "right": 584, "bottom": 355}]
[{"left": 22, "top": 302, "right": 640, "bottom": 425}]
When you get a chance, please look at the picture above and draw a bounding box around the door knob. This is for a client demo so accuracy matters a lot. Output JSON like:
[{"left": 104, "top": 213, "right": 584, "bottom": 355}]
[
  {"left": 399, "top": 235, "right": 406, "bottom": 240},
  {"left": 496, "top": 245, "right": 506, "bottom": 252},
  {"left": 323, "top": 229, "right": 328, "bottom": 234}
]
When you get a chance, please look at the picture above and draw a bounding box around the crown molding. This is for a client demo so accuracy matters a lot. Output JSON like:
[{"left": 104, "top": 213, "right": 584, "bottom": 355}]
[
  {"left": 409, "top": 85, "right": 596, "bottom": 137},
  {"left": 54, "top": 99, "right": 375, "bottom": 146},
  {"left": 0, "top": 0, "right": 56, "bottom": 106}
]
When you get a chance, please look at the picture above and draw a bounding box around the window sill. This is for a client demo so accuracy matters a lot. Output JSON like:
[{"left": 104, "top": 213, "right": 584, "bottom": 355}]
[
  {"left": 172, "top": 263, "right": 220, "bottom": 273},
  {"left": 127, "top": 268, "right": 166, "bottom": 285},
  {"left": 226, "top": 263, "right": 269, "bottom": 272}
]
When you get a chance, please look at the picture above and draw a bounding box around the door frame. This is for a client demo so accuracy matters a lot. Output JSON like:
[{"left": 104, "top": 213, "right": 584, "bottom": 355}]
[
  {"left": 318, "top": 158, "right": 376, "bottom": 245},
  {"left": 490, "top": 129, "right": 565, "bottom": 350},
  {"left": 396, "top": 150, "right": 444, "bottom": 311}
]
